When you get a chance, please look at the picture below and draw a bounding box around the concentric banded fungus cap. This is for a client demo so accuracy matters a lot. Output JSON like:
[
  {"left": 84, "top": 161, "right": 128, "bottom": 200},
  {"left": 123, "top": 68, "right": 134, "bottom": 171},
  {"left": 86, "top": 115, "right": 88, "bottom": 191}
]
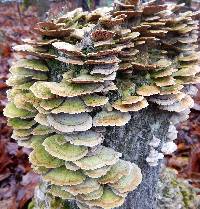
[
  {"left": 30, "top": 135, "right": 49, "bottom": 147},
  {"left": 11, "top": 133, "right": 30, "bottom": 141},
  {"left": 65, "top": 161, "right": 80, "bottom": 171},
  {"left": 83, "top": 166, "right": 112, "bottom": 179},
  {"left": 77, "top": 186, "right": 104, "bottom": 201},
  {"left": 52, "top": 42, "right": 84, "bottom": 56},
  {"left": 112, "top": 99, "right": 148, "bottom": 112},
  {"left": 13, "top": 92, "right": 37, "bottom": 112},
  {"left": 8, "top": 118, "right": 36, "bottom": 130},
  {"left": 29, "top": 143, "right": 64, "bottom": 168},
  {"left": 14, "top": 59, "right": 49, "bottom": 72},
  {"left": 82, "top": 94, "right": 109, "bottom": 108},
  {"left": 12, "top": 129, "right": 32, "bottom": 138},
  {"left": 98, "top": 160, "right": 132, "bottom": 184},
  {"left": 6, "top": 75, "right": 32, "bottom": 87},
  {"left": 34, "top": 113, "right": 49, "bottom": 126},
  {"left": 110, "top": 163, "right": 142, "bottom": 193},
  {"left": 74, "top": 146, "right": 122, "bottom": 170},
  {"left": 149, "top": 92, "right": 186, "bottom": 106},
  {"left": 87, "top": 47, "right": 121, "bottom": 57},
  {"left": 71, "top": 73, "right": 116, "bottom": 84},
  {"left": 176, "top": 76, "right": 200, "bottom": 85},
  {"left": 178, "top": 53, "right": 200, "bottom": 62},
  {"left": 91, "top": 30, "right": 115, "bottom": 42},
  {"left": 13, "top": 44, "right": 56, "bottom": 59},
  {"left": 160, "top": 84, "right": 184, "bottom": 95},
  {"left": 7, "top": 87, "right": 26, "bottom": 100},
  {"left": 3, "top": 103, "right": 36, "bottom": 119},
  {"left": 17, "top": 139, "right": 33, "bottom": 148},
  {"left": 154, "top": 76, "right": 176, "bottom": 87},
  {"left": 93, "top": 111, "right": 131, "bottom": 126},
  {"left": 90, "top": 64, "right": 119, "bottom": 75},
  {"left": 63, "top": 178, "right": 100, "bottom": 195},
  {"left": 43, "top": 166, "right": 86, "bottom": 186},
  {"left": 85, "top": 56, "right": 120, "bottom": 65},
  {"left": 136, "top": 85, "right": 160, "bottom": 96},
  {"left": 159, "top": 95, "right": 194, "bottom": 112},
  {"left": 173, "top": 65, "right": 200, "bottom": 77},
  {"left": 111, "top": 187, "right": 128, "bottom": 198},
  {"left": 40, "top": 98, "right": 64, "bottom": 111},
  {"left": 21, "top": 37, "right": 57, "bottom": 47},
  {"left": 32, "top": 165, "right": 50, "bottom": 175},
  {"left": 42, "top": 135, "right": 88, "bottom": 161},
  {"left": 64, "top": 131, "right": 104, "bottom": 147},
  {"left": 51, "top": 98, "right": 88, "bottom": 114},
  {"left": 121, "top": 95, "right": 144, "bottom": 105},
  {"left": 56, "top": 56, "right": 84, "bottom": 65},
  {"left": 47, "top": 113, "right": 92, "bottom": 133},
  {"left": 32, "top": 124, "right": 55, "bottom": 135},
  {"left": 47, "top": 185, "right": 74, "bottom": 200},
  {"left": 85, "top": 187, "right": 125, "bottom": 209},
  {"left": 44, "top": 82, "right": 104, "bottom": 97},
  {"left": 9, "top": 67, "right": 48, "bottom": 81},
  {"left": 30, "top": 81, "right": 55, "bottom": 99},
  {"left": 33, "top": 22, "right": 74, "bottom": 37}
]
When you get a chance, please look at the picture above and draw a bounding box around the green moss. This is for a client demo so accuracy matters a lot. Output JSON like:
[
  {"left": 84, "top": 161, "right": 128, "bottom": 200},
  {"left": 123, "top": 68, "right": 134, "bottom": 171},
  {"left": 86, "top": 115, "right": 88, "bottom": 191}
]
[
  {"left": 157, "top": 168, "right": 200, "bottom": 209},
  {"left": 47, "top": 58, "right": 67, "bottom": 82},
  {"left": 132, "top": 72, "right": 153, "bottom": 87},
  {"left": 28, "top": 195, "right": 70, "bottom": 209}
]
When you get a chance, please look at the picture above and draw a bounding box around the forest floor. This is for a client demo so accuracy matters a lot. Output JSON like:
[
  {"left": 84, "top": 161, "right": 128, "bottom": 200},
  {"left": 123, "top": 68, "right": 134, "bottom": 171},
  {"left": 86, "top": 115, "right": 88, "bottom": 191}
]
[{"left": 0, "top": 2, "right": 200, "bottom": 209}]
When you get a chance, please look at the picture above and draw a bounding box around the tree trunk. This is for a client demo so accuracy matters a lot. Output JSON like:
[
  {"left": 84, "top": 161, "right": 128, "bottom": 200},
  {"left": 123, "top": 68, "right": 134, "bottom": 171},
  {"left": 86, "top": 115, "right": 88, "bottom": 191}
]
[
  {"left": 69, "top": 105, "right": 171, "bottom": 209},
  {"left": 104, "top": 105, "right": 171, "bottom": 209}
]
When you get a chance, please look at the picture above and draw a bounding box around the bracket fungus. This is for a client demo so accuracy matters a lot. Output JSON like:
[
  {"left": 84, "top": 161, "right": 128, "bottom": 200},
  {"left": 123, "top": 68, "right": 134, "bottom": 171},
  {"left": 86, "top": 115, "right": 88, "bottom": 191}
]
[{"left": 4, "top": 0, "right": 200, "bottom": 208}]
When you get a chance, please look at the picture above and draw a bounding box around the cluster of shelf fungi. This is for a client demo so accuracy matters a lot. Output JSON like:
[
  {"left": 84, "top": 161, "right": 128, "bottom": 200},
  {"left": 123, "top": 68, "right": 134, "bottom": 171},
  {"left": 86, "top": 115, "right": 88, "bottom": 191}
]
[{"left": 3, "top": 0, "right": 200, "bottom": 208}]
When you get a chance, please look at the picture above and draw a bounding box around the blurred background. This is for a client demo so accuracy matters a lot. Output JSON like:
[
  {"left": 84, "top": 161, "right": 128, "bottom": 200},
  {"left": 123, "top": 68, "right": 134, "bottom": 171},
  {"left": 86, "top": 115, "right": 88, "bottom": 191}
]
[{"left": 0, "top": 0, "right": 200, "bottom": 208}]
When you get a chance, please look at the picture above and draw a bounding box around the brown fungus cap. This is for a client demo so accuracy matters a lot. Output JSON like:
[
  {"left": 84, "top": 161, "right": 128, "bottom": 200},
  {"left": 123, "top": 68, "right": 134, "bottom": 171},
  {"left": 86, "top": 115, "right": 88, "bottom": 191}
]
[{"left": 33, "top": 22, "right": 74, "bottom": 37}]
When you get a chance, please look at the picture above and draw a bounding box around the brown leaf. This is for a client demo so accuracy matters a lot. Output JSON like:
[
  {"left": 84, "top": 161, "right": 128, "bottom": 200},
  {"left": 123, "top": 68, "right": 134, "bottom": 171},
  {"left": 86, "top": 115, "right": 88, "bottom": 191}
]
[{"left": 0, "top": 197, "right": 17, "bottom": 209}]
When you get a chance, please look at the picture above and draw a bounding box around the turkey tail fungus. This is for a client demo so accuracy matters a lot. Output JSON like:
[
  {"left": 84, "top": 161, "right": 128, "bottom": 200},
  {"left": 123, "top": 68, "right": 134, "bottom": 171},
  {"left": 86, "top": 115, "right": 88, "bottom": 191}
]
[{"left": 4, "top": 0, "right": 200, "bottom": 208}]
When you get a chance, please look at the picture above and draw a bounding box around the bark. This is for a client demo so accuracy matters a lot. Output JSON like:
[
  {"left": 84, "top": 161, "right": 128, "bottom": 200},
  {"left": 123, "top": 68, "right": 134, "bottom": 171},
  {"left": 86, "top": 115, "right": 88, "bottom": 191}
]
[
  {"left": 104, "top": 105, "right": 171, "bottom": 209},
  {"left": 69, "top": 105, "right": 171, "bottom": 209}
]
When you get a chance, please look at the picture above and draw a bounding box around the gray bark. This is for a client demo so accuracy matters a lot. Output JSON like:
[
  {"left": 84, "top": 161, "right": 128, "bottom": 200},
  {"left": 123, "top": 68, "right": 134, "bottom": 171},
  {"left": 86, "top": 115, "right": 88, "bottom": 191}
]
[
  {"left": 104, "top": 105, "right": 171, "bottom": 209},
  {"left": 70, "top": 105, "right": 171, "bottom": 209}
]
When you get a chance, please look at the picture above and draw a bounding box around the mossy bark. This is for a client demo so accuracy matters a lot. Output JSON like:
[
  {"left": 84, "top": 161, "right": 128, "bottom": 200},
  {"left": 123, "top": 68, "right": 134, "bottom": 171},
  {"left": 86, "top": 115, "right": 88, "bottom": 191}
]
[{"left": 69, "top": 105, "right": 171, "bottom": 209}]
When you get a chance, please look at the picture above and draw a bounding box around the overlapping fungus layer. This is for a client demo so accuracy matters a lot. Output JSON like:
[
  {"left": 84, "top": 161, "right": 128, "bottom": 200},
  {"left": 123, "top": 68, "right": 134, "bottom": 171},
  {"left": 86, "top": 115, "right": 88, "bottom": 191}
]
[{"left": 3, "top": 0, "right": 200, "bottom": 208}]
